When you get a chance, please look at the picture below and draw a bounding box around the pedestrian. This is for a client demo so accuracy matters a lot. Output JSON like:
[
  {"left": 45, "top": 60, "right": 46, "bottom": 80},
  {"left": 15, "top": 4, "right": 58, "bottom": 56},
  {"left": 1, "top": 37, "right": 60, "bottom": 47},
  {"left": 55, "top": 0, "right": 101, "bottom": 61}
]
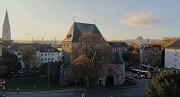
[
  {"left": 17, "top": 88, "right": 20, "bottom": 93},
  {"left": 82, "top": 93, "right": 85, "bottom": 97}
]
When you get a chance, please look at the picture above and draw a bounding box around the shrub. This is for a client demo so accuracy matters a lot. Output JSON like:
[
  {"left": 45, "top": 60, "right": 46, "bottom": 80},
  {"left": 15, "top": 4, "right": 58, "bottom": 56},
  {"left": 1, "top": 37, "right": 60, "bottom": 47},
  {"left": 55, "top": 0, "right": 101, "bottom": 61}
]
[{"left": 147, "top": 69, "right": 180, "bottom": 97}]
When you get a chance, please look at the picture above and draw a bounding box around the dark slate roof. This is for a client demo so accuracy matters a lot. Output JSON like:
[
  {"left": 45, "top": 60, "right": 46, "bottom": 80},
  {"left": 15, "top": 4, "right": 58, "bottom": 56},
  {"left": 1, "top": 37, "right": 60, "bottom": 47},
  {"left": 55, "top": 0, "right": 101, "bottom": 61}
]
[
  {"left": 166, "top": 39, "right": 180, "bottom": 49},
  {"left": 108, "top": 42, "right": 128, "bottom": 47},
  {"left": 12, "top": 43, "right": 59, "bottom": 52},
  {"left": 114, "top": 52, "right": 125, "bottom": 64},
  {"left": 64, "top": 22, "right": 103, "bottom": 42}
]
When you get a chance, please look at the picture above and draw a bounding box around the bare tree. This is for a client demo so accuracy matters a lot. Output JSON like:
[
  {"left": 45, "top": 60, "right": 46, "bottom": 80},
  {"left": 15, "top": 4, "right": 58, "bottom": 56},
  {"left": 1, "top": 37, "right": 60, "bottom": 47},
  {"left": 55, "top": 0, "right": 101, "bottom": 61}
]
[
  {"left": 69, "top": 33, "right": 114, "bottom": 87},
  {"left": 19, "top": 45, "right": 36, "bottom": 69}
]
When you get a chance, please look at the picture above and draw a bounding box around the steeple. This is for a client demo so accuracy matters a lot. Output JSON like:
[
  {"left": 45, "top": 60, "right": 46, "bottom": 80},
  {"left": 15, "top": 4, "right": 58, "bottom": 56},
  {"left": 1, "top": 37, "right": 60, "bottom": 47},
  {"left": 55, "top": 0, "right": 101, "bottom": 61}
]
[
  {"left": 2, "top": 9, "right": 11, "bottom": 41},
  {"left": 4, "top": 9, "right": 10, "bottom": 25}
]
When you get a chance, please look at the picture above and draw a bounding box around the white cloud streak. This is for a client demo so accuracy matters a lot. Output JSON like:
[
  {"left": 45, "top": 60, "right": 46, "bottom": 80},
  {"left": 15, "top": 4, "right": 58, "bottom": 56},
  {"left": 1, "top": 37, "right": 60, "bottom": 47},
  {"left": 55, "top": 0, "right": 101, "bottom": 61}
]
[{"left": 120, "top": 12, "right": 162, "bottom": 28}]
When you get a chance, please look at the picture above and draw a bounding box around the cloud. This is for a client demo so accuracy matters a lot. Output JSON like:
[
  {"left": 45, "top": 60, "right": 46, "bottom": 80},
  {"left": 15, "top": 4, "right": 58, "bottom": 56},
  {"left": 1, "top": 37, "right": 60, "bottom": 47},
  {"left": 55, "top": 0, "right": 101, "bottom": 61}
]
[
  {"left": 120, "top": 12, "right": 162, "bottom": 28},
  {"left": 106, "top": 7, "right": 116, "bottom": 14}
]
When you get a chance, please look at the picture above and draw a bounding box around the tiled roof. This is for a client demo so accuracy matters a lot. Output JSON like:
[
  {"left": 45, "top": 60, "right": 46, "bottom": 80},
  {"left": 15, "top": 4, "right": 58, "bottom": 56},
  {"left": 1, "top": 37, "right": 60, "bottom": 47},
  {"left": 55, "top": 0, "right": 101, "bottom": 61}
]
[
  {"left": 12, "top": 43, "right": 59, "bottom": 52},
  {"left": 108, "top": 42, "right": 128, "bottom": 47},
  {"left": 166, "top": 39, "right": 180, "bottom": 49},
  {"left": 64, "top": 22, "right": 103, "bottom": 42}
]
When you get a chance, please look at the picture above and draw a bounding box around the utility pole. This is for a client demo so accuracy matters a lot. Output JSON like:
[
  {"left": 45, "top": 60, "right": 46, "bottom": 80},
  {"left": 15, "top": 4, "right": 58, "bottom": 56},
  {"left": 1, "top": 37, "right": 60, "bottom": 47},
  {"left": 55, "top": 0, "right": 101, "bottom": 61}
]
[{"left": 48, "top": 49, "right": 50, "bottom": 91}]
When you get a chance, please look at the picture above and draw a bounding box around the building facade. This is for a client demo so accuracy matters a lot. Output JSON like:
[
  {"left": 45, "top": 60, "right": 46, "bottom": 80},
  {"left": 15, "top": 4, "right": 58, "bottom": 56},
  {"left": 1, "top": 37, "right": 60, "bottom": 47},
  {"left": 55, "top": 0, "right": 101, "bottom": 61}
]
[
  {"left": 12, "top": 43, "right": 60, "bottom": 68},
  {"left": 165, "top": 39, "right": 180, "bottom": 69},
  {"left": 140, "top": 44, "right": 164, "bottom": 67}
]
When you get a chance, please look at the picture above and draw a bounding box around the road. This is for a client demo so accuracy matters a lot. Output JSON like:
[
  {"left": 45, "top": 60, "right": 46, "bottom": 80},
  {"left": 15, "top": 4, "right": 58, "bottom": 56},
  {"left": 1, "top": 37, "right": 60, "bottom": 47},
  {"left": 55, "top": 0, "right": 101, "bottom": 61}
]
[{"left": 2, "top": 73, "right": 149, "bottom": 97}]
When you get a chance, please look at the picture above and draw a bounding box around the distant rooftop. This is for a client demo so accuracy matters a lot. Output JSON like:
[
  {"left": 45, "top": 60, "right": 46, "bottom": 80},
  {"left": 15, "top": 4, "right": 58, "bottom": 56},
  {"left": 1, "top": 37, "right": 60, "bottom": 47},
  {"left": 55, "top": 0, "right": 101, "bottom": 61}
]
[
  {"left": 12, "top": 43, "right": 59, "bottom": 52},
  {"left": 166, "top": 39, "right": 180, "bottom": 49}
]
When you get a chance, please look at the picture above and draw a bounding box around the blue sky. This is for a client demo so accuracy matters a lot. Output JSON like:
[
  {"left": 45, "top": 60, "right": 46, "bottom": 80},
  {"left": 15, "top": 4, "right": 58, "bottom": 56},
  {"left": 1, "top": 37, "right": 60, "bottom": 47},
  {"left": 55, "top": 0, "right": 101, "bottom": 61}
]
[{"left": 0, "top": 0, "right": 179, "bottom": 40}]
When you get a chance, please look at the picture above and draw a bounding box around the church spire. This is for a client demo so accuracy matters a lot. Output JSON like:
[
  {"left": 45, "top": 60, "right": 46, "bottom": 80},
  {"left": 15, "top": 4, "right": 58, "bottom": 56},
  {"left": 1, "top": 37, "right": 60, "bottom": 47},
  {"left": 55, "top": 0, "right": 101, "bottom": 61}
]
[
  {"left": 2, "top": 9, "right": 11, "bottom": 41},
  {"left": 4, "top": 9, "right": 10, "bottom": 26}
]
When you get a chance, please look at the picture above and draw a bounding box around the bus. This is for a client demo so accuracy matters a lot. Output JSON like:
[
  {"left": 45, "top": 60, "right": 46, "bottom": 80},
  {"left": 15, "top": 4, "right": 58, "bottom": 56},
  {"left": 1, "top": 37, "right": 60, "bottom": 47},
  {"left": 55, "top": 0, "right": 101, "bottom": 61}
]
[{"left": 132, "top": 69, "right": 151, "bottom": 78}]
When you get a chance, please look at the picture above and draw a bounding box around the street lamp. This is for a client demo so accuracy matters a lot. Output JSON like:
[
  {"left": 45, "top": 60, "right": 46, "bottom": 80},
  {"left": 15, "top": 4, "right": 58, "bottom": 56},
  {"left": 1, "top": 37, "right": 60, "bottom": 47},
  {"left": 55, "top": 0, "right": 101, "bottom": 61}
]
[{"left": 47, "top": 49, "right": 50, "bottom": 91}]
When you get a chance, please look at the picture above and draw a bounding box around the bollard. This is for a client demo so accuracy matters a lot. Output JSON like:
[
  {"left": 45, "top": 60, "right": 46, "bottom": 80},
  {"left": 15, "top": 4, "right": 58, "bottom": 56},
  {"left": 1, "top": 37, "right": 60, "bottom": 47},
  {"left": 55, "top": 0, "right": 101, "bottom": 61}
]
[
  {"left": 17, "top": 88, "right": 20, "bottom": 93},
  {"left": 82, "top": 93, "right": 85, "bottom": 97}
]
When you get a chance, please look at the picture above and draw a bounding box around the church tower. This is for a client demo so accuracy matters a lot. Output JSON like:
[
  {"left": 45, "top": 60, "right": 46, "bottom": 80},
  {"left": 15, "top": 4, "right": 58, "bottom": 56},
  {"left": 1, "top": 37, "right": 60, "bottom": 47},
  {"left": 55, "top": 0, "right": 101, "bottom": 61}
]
[{"left": 2, "top": 9, "right": 11, "bottom": 41}]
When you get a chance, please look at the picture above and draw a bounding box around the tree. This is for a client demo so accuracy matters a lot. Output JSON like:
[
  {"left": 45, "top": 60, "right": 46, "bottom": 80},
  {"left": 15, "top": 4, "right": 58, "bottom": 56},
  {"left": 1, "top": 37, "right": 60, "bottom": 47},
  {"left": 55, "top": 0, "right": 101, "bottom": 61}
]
[
  {"left": 147, "top": 69, "right": 180, "bottom": 97},
  {"left": 2, "top": 47, "right": 21, "bottom": 73},
  {"left": 123, "top": 44, "right": 140, "bottom": 64},
  {"left": 19, "top": 45, "right": 36, "bottom": 69},
  {"left": 69, "top": 33, "right": 114, "bottom": 87},
  {"left": 0, "top": 58, "right": 8, "bottom": 78},
  {"left": 151, "top": 56, "right": 162, "bottom": 67},
  {"left": 70, "top": 55, "right": 95, "bottom": 87}
]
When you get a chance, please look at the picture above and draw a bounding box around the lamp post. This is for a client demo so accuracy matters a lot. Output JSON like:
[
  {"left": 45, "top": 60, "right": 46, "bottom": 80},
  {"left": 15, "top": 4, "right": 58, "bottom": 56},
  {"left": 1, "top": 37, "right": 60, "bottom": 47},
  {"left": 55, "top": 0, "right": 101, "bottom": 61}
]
[{"left": 47, "top": 49, "right": 50, "bottom": 91}]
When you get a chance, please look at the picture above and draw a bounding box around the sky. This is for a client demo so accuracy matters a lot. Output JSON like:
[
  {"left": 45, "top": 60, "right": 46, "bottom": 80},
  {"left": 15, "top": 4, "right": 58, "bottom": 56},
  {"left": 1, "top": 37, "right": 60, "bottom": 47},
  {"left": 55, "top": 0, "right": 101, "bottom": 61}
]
[{"left": 0, "top": 0, "right": 180, "bottom": 41}]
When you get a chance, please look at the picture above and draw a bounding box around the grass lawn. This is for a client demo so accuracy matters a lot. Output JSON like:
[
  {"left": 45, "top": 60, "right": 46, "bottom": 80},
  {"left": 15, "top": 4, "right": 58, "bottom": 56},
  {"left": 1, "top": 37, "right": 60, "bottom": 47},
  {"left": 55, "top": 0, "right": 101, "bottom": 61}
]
[{"left": 5, "top": 77, "right": 61, "bottom": 92}]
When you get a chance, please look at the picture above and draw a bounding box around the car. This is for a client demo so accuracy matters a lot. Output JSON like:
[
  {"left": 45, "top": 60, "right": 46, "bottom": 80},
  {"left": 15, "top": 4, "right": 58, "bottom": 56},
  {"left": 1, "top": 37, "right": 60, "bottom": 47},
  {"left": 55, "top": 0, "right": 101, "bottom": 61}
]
[{"left": 18, "top": 70, "right": 24, "bottom": 74}]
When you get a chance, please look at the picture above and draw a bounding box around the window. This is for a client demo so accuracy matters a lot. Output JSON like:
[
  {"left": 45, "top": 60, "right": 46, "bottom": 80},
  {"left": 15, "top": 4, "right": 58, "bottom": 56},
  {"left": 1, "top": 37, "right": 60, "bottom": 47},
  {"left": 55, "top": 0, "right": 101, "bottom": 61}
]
[
  {"left": 45, "top": 58, "right": 47, "bottom": 61},
  {"left": 48, "top": 58, "right": 50, "bottom": 61},
  {"left": 51, "top": 58, "right": 54, "bottom": 61},
  {"left": 41, "top": 54, "right": 43, "bottom": 56},
  {"left": 41, "top": 58, "right": 43, "bottom": 61},
  {"left": 45, "top": 54, "right": 47, "bottom": 56},
  {"left": 51, "top": 53, "right": 54, "bottom": 56}
]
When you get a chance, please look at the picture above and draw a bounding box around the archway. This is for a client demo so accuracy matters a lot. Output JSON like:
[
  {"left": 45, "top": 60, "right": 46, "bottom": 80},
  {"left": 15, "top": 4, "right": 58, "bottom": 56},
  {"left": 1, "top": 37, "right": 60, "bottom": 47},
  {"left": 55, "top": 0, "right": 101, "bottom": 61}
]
[{"left": 106, "top": 75, "right": 114, "bottom": 87}]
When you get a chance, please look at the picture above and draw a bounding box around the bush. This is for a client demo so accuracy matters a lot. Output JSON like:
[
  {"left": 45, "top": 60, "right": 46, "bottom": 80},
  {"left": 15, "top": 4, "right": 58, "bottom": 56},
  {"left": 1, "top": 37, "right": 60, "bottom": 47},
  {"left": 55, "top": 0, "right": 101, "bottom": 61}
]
[{"left": 147, "top": 69, "right": 180, "bottom": 97}]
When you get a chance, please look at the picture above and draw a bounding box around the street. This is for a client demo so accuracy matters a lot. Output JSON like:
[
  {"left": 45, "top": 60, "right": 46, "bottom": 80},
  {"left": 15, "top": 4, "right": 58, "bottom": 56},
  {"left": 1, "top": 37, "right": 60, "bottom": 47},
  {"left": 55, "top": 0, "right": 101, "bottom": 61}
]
[{"left": 2, "top": 78, "right": 149, "bottom": 97}]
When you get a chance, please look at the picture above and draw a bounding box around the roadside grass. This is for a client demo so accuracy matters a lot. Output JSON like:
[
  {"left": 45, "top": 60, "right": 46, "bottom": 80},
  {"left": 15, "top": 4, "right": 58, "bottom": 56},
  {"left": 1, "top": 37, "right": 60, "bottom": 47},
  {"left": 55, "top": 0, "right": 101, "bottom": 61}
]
[{"left": 5, "top": 77, "right": 61, "bottom": 92}]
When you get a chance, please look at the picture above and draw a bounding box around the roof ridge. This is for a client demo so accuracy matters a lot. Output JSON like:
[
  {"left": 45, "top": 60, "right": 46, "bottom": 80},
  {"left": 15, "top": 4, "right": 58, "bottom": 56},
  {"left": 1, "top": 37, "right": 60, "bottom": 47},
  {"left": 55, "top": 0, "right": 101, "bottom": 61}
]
[{"left": 166, "top": 39, "right": 180, "bottom": 49}]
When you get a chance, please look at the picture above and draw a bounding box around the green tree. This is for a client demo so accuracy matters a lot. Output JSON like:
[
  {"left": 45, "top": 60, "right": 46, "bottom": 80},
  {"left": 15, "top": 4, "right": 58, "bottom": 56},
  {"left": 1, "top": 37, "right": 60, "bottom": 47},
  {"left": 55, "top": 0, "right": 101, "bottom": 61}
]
[
  {"left": 147, "top": 69, "right": 180, "bottom": 97},
  {"left": 0, "top": 58, "right": 8, "bottom": 78},
  {"left": 123, "top": 44, "right": 140, "bottom": 64},
  {"left": 151, "top": 56, "right": 162, "bottom": 67},
  {"left": 2, "top": 47, "right": 21, "bottom": 73},
  {"left": 19, "top": 45, "right": 36, "bottom": 69}
]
